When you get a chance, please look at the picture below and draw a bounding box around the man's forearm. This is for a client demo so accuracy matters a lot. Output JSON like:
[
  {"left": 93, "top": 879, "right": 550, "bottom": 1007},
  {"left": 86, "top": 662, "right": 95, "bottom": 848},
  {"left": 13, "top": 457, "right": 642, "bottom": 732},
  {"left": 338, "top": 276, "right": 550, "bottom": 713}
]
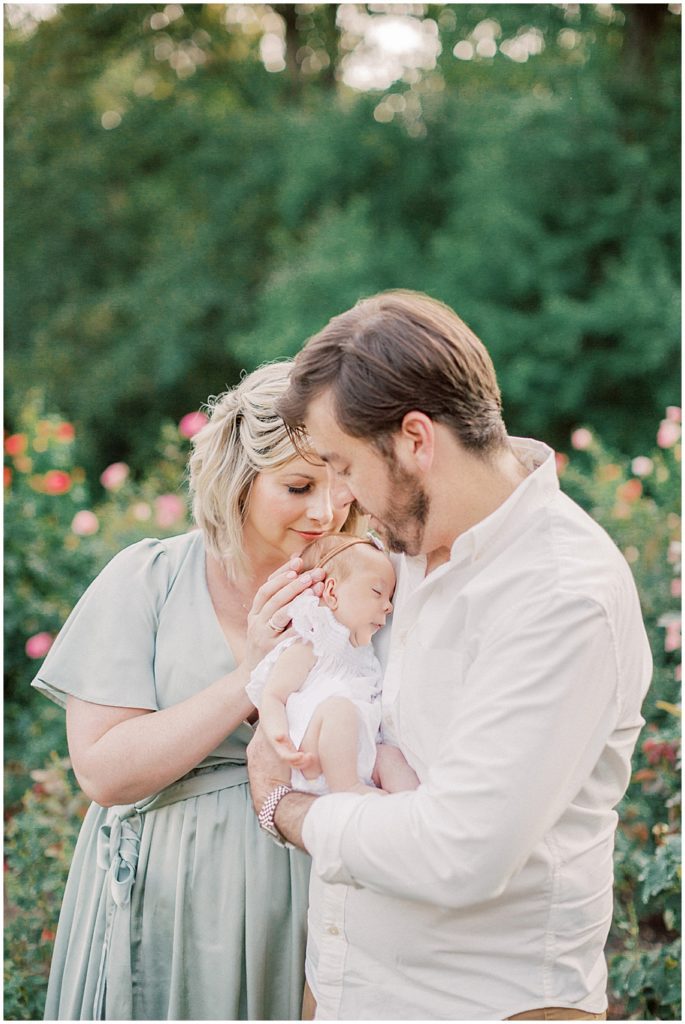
[{"left": 274, "top": 790, "right": 317, "bottom": 849}]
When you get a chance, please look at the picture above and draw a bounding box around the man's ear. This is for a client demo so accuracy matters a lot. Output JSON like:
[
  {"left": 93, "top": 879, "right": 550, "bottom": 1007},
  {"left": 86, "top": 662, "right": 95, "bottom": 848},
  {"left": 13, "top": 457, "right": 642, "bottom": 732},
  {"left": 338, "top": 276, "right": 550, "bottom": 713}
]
[
  {"left": 398, "top": 411, "right": 435, "bottom": 472},
  {"left": 321, "top": 575, "right": 338, "bottom": 609}
]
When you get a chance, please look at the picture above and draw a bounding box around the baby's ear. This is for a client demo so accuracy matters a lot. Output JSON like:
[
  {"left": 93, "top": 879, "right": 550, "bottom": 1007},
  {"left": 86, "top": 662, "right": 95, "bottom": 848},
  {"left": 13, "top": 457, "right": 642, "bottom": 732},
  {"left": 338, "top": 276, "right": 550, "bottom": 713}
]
[{"left": 321, "top": 575, "right": 338, "bottom": 609}]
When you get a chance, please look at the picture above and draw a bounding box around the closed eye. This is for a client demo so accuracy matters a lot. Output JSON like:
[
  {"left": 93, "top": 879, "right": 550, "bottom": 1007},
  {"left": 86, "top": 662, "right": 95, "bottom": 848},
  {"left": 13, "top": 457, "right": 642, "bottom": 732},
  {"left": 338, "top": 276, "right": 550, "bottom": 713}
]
[
  {"left": 287, "top": 484, "right": 312, "bottom": 494},
  {"left": 372, "top": 588, "right": 382, "bottom": 597}
]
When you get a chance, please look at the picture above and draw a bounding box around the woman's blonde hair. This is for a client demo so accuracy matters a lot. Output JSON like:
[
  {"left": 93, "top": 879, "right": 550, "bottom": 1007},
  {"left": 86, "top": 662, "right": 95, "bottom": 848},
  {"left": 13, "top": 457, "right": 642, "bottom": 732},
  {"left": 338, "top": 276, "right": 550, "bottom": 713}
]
[{"left": 188, "top": 362, "right": 359, "bottom": 579}]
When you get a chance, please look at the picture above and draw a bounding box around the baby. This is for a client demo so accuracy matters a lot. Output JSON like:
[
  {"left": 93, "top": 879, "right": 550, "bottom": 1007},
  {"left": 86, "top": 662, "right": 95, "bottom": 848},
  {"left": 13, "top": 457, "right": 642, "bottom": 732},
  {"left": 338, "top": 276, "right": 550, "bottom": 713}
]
[{"left": 246, "top": 534, "right": 395, "bottom": 795}]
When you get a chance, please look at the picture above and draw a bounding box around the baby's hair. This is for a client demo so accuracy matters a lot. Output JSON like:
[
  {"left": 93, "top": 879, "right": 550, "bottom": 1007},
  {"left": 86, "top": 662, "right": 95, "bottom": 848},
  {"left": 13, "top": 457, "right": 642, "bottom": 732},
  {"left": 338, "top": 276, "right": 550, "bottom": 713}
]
[{"left": 300, "top": 533, "right": 386, "bottom": 582}]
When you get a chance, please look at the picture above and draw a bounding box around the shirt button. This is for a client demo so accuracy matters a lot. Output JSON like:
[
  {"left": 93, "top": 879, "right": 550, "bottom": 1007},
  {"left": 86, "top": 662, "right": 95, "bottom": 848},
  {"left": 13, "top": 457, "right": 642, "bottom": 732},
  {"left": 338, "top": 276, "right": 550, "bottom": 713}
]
[{"left": 327, "top": 925, "right": 340, "bottom": 936}]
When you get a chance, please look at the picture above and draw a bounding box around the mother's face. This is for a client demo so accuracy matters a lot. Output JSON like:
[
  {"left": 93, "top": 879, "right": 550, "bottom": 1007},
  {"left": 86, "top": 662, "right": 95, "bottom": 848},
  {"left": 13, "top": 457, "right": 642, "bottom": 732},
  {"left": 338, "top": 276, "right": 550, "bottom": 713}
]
[{"left": 242, "top": 455, "right": 352, "bottom": 562}]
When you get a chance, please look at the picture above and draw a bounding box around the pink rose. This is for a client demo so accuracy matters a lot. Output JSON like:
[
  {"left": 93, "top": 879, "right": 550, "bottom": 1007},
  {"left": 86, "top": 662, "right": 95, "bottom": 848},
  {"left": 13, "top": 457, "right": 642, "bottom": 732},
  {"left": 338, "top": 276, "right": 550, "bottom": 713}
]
[
  {"left": 100, "top": 462, "right": 130, "bottom": 491},
  {"left": 554, "top": 452, "right": 568, "bottom": 475},
  {"left": 671, "top": 578, "right": 681, "bottom": 599},
  {"left": 43, "top": 470, "right": 72, "bottom": 495},
  {"left": 657, "top": 420, "right": 681, "bottom": 449},
  {"left": 178, "top": 411, "right": 209, "bottom": 439},
  {"left": 4, "top": 433, "right": 27, "bottom": 456},
  {"left": 631, "top": 456, "right": 653, "bottom": 478},
  {"left": 665, "top": 623, "right": 681, "bottom": 653},
  {"left": 154, "top": 494, "right": 185, "bottom": 528},
  {"left": 570, "top": 427, "right": 593, "bottom": 451},
  {"left": 55, "top": 422, "right": 75, "bottom": 442},
  {"left": 658, "top": 612, "right": 682, "bottom": 653},
  {"left": 616, "top": 479, "right": 643, "bottom": 504},
  {"left": 71, "top": 510, "right": 99, "bottom": 536},
  {"left": 25, "top": 632, "right": 54, "bottom": 659},
  {"left": 666, "top": 406, "right": 682, "bottom": 423}
]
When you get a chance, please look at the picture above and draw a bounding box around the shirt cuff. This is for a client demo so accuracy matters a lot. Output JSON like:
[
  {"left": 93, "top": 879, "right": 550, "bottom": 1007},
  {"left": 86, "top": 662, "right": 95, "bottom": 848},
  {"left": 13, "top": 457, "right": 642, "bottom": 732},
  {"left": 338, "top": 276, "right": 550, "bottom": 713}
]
[{"left": 302, "top": 792, "right": 367, "bottom": 885}]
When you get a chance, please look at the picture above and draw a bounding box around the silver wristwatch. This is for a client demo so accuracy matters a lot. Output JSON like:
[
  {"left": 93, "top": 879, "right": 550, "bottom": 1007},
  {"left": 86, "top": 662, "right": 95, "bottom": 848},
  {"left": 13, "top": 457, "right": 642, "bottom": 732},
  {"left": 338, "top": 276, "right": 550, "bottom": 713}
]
[{"left": 257, "top": 784, "right": 293, "bottom": 847}]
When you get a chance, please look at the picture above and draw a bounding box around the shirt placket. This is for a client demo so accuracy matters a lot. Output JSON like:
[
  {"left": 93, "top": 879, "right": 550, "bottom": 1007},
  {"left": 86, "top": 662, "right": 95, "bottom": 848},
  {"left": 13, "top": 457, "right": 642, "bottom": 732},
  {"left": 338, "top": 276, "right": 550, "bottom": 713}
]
[{"left": 313, "top": 882, "right": 348, "bottom": 1019}]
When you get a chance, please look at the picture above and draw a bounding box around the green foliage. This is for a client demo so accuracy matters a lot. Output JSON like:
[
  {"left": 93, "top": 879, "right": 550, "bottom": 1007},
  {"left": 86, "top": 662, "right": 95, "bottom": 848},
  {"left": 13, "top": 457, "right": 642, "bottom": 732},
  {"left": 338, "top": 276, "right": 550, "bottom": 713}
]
[
  {"left": 3, "top": 402, "right": 681, "bottom": 1021},
  {"left": 3, "top": 394, "right": 193, "bottom": 809},
  {"left": 4, "top": 755, "right": 90, "bottom": 1023},
  {"left": 557, "top": 416, "right": 681, "bottom": 1020},
  {"left": 4, "top": 4, "right": 680, "bottom": 477},
  {"left": 3, "top": 4, "right": 681, "bottom": 1018}
]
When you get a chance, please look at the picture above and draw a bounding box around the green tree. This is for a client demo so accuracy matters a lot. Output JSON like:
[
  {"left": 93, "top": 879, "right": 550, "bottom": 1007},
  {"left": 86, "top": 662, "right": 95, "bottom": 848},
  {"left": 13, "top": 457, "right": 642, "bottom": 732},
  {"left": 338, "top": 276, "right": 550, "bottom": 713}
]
[{"left": 5, "top": 4, "right": 680, "bottom": 474}]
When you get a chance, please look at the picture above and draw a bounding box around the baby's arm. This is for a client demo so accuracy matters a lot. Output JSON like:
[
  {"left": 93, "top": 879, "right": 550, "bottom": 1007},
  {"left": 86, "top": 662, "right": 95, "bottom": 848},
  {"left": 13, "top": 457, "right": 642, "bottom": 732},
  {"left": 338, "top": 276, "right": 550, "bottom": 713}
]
[{"left": 259, "top": 641, "right": 318, "bottom": 770}]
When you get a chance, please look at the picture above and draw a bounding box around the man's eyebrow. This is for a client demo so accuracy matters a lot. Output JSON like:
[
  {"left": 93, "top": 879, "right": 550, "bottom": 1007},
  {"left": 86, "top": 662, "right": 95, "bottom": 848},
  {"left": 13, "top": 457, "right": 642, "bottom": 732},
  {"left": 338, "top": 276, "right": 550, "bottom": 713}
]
[{"left": 319, "top": 452, "right": 345, "bottom": 466}]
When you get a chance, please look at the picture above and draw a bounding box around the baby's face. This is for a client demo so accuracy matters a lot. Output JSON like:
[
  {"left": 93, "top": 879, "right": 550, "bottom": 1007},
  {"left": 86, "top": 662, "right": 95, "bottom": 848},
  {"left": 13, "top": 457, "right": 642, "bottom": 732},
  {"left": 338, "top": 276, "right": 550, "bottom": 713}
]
[{"left": 327, "top": 546, "right": 396, "bottom": 647}]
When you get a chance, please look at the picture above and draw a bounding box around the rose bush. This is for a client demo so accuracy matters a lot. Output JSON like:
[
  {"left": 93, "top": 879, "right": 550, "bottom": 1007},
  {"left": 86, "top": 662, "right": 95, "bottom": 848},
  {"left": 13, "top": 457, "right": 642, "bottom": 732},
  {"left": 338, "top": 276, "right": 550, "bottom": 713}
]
[
  {"left": 558, "top": 411, "right": 681, "bottom": 1020},
  {"left": 4, "top": 397, "right": 681, "bottom": 1021}
]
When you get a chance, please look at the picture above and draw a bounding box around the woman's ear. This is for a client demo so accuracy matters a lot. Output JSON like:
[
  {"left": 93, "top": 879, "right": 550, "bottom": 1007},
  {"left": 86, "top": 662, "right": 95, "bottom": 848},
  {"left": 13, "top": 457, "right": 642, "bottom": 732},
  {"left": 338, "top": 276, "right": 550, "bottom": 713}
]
[{"left": 321, "top": 575, "right": 338, "bottom": 610}]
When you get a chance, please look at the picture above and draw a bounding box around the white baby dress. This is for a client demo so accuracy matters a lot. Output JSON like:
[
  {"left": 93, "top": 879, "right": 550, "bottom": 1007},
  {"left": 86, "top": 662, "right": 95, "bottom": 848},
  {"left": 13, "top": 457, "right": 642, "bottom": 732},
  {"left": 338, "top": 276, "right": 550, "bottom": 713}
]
[{"left": 246, "top": 591, "right": 383, "bottom": 794}]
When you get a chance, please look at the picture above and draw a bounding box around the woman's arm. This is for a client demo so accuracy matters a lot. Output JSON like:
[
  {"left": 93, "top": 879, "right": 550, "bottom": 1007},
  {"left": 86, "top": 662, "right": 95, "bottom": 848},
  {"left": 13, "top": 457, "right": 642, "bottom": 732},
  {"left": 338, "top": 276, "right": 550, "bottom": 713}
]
[
  {"left": 67, "top": 559, "right": 324, "bottom": 807},
  {"left": 67, "top": 663, "right": 252, "bottom": 806}
]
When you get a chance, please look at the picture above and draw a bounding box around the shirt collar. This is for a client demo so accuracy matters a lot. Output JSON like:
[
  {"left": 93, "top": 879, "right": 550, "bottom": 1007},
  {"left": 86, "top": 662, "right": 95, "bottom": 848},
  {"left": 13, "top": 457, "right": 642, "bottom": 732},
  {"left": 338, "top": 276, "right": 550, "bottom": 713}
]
[{"left": 448, "top": 437, "right": 558, "bottom": 568}]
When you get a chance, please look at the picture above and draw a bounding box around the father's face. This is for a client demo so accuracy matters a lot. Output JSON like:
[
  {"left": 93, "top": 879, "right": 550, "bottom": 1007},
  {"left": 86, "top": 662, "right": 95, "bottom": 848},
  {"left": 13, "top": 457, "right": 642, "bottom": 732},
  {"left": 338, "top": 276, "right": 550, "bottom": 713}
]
[{"left": 304, "top": 391, "right": 430, "bottom": 556}]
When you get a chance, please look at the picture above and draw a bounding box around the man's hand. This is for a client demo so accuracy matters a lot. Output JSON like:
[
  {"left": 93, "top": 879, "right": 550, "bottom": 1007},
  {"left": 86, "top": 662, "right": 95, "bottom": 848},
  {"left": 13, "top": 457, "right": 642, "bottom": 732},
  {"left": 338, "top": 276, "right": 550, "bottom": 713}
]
[
  {"left": 246, "top": 725, "right": 291, "bottom": 813},
  {"left": 246, "top": 726, "right": 316, "bottom": 849},
  {"left": 372, "top": 743, "right": 420, "bottom": 793}
]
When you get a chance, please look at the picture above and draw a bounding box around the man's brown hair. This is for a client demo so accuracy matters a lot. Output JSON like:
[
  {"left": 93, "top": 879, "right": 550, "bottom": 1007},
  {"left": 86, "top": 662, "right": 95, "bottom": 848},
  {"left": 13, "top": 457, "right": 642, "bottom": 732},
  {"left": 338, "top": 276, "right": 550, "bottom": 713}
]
[{"left": 279, "top": 290, "right": 507, "bottom": 456}]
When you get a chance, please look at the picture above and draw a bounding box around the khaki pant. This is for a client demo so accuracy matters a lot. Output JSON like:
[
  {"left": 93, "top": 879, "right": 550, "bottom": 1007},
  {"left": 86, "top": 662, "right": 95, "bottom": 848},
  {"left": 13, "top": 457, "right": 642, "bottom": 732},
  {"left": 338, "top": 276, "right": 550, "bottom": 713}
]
[
  {"left": 302, "top": 984, "right": 606, "bottom": 1022},
  {"left": 302, "top": 981, "right": 316, "bottom": 1021},
  {"left": 507, "top": 1009, "right": 607, "bottom": 1020}
]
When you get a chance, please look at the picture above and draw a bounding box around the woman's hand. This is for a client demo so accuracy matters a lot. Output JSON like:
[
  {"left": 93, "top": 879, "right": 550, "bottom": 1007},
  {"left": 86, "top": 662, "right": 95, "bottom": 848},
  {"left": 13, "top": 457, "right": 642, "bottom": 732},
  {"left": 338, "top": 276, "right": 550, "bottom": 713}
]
[
  {"left": 372, "top": 743, "right": 420, "bottom": 793},
  {"left": 244, "top": 557, "right": 326, "bottom": 671}
]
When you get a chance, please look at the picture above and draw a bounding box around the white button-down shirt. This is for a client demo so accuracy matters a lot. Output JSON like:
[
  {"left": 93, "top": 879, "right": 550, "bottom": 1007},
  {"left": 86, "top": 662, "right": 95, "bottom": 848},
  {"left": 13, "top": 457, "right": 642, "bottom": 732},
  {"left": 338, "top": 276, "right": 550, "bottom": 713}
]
[{"left": 303, "top": 438, "right": 652, "bottom": 1020}]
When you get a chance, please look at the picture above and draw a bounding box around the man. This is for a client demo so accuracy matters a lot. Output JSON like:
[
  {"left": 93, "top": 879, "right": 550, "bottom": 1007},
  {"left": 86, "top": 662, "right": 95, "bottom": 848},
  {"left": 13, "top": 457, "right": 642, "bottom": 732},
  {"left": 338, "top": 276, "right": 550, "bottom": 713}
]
[{"left": 247, "top": 291, "right": 652, "bottom": 1021}]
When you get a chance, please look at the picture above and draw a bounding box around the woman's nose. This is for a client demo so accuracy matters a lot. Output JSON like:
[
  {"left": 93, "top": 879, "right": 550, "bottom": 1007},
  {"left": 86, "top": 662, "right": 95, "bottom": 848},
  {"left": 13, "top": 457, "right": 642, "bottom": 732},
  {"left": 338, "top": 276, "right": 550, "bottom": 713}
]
[{"left": 385, "top": 597, "right": 393, "bottom": 615}]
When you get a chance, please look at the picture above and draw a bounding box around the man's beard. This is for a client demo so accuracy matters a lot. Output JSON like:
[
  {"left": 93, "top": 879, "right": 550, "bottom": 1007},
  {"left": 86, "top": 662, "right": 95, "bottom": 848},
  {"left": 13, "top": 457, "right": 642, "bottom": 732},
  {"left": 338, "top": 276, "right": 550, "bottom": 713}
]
[{"left": 372, "top": 460, "right": 430, "bottom": 556}]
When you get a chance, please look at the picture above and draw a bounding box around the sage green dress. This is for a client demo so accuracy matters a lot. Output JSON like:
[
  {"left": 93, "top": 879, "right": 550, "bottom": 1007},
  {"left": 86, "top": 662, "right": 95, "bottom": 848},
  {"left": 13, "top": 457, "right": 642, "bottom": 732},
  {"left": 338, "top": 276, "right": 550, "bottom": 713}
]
[{"left": 32, "top": 531, "right": 310, "bottom": 1021}]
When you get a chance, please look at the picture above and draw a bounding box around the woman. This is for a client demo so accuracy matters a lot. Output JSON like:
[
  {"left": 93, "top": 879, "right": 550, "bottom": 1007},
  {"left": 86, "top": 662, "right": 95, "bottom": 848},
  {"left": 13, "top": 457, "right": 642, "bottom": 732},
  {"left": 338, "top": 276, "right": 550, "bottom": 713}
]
[{"left": 32, "top": 362, "right": 356, "bottom": 1020}]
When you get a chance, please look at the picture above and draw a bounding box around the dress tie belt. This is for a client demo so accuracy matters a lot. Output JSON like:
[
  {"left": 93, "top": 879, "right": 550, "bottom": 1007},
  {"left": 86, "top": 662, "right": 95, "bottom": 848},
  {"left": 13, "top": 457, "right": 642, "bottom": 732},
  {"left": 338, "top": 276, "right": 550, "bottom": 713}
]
[{"left": 92, "top": 759, "right": 249, "bottom": 1019}]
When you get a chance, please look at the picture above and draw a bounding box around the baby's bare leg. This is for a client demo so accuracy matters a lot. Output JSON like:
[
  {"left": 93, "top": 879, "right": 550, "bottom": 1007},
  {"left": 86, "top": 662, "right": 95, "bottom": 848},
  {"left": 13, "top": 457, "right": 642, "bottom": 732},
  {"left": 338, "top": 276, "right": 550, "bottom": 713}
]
[{"left": 299, "top": 696, "right": 380, "bottom": 794}]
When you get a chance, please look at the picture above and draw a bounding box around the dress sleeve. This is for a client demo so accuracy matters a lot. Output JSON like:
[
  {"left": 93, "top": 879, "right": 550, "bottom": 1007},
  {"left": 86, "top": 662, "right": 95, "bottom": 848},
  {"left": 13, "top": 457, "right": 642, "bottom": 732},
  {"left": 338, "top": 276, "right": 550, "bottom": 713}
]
[{"left": 31, "top": 538, "right": 170, "bottom": 710}]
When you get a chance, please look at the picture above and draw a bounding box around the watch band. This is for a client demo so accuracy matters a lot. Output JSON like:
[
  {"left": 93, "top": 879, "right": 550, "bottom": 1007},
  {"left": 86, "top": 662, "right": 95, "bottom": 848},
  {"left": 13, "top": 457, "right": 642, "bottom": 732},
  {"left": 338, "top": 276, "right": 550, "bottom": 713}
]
[{"left": 257, "top": 783, "right": 293, "bottom": 847}]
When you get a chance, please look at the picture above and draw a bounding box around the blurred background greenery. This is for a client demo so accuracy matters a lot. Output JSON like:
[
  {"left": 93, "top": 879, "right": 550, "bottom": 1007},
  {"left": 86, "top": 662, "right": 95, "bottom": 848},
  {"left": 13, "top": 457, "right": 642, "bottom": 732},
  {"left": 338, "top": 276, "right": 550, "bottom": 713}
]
[
  {"left": 3, "top": 3, "right": 681, "bottom": 1021},
  {"left": 5, "top": 3, "right": 680, "bottom": 475}
]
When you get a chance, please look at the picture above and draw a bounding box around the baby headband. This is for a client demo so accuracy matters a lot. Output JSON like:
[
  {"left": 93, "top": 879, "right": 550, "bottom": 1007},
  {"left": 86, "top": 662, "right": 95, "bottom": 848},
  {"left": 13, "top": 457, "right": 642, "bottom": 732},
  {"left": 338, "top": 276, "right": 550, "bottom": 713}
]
[{"left": 315, "top": 531, "right": 385, "bottom": 569}]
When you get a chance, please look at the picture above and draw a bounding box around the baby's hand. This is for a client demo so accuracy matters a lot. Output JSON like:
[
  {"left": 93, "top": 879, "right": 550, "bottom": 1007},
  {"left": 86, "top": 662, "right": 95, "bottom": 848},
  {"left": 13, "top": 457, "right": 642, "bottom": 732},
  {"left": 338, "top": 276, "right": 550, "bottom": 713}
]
[{"left": 272, "top": 734, "right": 319, "bottom": 773}]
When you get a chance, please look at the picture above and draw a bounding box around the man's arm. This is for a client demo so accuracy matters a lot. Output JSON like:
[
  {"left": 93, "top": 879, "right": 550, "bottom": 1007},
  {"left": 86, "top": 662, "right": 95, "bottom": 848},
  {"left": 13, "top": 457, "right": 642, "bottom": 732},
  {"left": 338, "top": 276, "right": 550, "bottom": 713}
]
[
  {"left": 298, "top": 593, "right": 632, "bottom": 908},
  {"left": 246, "top": 726, "right": 315, "bottom": 848}
]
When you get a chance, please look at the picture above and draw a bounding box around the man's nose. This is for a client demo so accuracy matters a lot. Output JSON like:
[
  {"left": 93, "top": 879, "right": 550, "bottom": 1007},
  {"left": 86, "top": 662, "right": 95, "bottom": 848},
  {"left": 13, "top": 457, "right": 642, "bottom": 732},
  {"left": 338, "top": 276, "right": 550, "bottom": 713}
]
[
  {"left": 307, "top": 489, "right": 334, "bottom": 525},
  {"left": 330, "top": 474, "right": 354, "bottom": 509}
]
